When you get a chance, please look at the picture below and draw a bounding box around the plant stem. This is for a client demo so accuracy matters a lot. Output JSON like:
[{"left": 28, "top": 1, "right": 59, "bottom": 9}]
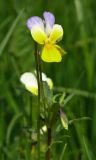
[
  {"left": 34, "top": 43, "right": 41, "bottom": 159},
  {"left": 34, "top": 43, "right": 51, "bottom": 160},
  {"left": 45, "top": 127, "right": 51, "bottom": 160},
  {"left": 37, "top": 49, "right": 52, "bottom": 160},
  {"left": 38, "top": 50, "right": 47, "bottom": 120}
]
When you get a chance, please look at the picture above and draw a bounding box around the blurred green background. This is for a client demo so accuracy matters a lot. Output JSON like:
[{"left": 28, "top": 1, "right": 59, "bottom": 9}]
[{"left": 0, "top": 0, "right": 96, "bottom": 159}]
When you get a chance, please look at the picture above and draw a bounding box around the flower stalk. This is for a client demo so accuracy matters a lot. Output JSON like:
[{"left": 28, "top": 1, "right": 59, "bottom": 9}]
[
  {"left": 34, "top": 43, "right": 52, "bottom": 160},
  {"left": 45, "top": 127, "right": 52, "bottom": 160},
  {"left": 34, "top": 43, "right": 41, "bottom": 159}
]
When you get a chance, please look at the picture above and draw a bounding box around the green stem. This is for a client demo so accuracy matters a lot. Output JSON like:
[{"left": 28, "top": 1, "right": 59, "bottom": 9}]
[
  {"left": 34, "top": 43, "right": 41, "bottom": 159},
  {"left": 45, "top": 127, "right": 51, "bottom": 160},
  {"left": 37, "top": 48, "right": 51, "bottom": 160},
  {"left": 30, "top": 96, "right": 32, "bottom": 126},
  {"left": 38, "top": 52, "right": 47, "bottom": 120},
  {"left": 34, "top": 44, "right": 51, "bottom": 160}
]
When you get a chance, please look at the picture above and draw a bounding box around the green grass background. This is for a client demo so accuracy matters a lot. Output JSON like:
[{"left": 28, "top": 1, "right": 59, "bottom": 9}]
[{"left": 0, "top": 0, "right": 96, "bottom": 159}]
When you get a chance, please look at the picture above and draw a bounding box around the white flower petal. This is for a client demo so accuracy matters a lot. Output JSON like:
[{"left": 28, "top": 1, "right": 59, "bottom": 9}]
[
  {"left": 20, "top": 72, "right": 37, "bottom": 88},
  {"left": 42, "top": 73, "right": 53, "bottom": 89},
  {"left": 40, "top": 125, "right": 47, "bottom": 134},
  {"left": 42, "top": 72, "right": 47, "bottom": 81}
]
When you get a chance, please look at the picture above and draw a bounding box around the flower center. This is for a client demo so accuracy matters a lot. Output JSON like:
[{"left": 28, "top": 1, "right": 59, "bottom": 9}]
[
  {"left": 45, "top": 37, "right": 54, "bottom": 46},
  {"left": 45, "top": 43, "right": 53, "bottom": 51}
]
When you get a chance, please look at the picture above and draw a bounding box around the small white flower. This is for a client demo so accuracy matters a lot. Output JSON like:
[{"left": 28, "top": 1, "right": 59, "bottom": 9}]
[
  {"left": 40, "top": 125, "right": 47, "bottom": 134},
  {"left": 20, "top": 72, "right": 53, "bottom": 96}
]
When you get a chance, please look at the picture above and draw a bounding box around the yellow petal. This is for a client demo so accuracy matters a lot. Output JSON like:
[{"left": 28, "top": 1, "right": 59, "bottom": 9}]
[
  {"left": 49, "top": 24, "right": 63, "bottom": 43},
  {"left": 31, "top": 26, "right": 47, "bottom": 44},
  {"left": 41, "top": 44, "right": 62, "bottom": 62},
  {"left": 46, "top": 78, "right": 53, "bottom": 89},
  {"left": 55, "top": 45, "right": 67, "bottom": 56},
  {"left": 26, "top": 86, "right": 38, "bottom": 96}
]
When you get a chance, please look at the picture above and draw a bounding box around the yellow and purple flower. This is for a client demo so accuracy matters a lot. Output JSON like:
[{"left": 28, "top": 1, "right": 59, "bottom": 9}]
[{"left": 27, "top": 11, "right": 66, "bottom": 62}]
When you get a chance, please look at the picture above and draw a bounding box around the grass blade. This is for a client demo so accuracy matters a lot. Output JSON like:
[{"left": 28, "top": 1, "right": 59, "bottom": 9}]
[
  {"left": 59, "top": 143, "right": 67, "bottom": 160},
  {"left": 0, "top": 9, "right": 24, "bottom": 56}
]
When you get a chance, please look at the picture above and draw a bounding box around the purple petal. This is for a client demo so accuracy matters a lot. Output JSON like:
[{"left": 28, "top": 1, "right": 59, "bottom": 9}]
[
  {"left": 43, "top": 11, "right": 55, "bottom": 27},
  {"left": 27, "top": 16, "right": 44, "bottom": 30}
]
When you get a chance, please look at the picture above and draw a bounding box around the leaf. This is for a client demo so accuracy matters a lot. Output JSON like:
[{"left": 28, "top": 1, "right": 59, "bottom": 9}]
[
  {"left": 0, "top": 9, "right": 24, "bottom": 56},
  {"left": 52, "top": 93, "right": 62, "bottom": 103},
  {"left": 83, "top": 136, "right": 93, "bottom": 160},
  {"left": 59, "top": 92, "right": 66, "bottom": 106},
  {"left": 43, "top": 81, "right": 53, "bottom": 106},
  {"left": 69, "top": 117, "right": 92, "bottom": 125},
  {"left": 59, "top": 143, "right": 67, "bottom": 160},
  {"left": 6, "top": 113, "right": 23, "bottom": 145}
]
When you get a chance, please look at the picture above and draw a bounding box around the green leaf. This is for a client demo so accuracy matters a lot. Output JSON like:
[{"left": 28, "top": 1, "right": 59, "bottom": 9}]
[
  {"left": 0, "top": 9, "right": 24, "bottom": 56},
  {"left": 6, "top": 113, "right": 23, "bottom": 145},
  {"left": 59, "top": 143, "right": 67, "bottom": 160},
  {"left": 59, "top": 92, "right": 66, "bottom": 106},
  {"left": 43, "top": 81, "right": 53, "bottom": 106}
]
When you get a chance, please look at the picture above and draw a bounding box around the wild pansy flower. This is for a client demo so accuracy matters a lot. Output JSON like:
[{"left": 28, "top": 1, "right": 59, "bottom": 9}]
[
  {"left": 20, "top": 72, "right": 53, "bottom": 96},
  {"left": 27, "top": 11, "right": 65, "bottom": 62}
]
